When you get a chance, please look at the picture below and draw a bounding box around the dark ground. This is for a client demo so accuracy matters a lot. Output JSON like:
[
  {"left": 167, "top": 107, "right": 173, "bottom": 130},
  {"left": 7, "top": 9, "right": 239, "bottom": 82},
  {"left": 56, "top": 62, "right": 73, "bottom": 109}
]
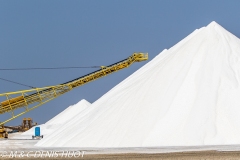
[{"left": 2, "top": 151, "right": 240, "bottom": 160}]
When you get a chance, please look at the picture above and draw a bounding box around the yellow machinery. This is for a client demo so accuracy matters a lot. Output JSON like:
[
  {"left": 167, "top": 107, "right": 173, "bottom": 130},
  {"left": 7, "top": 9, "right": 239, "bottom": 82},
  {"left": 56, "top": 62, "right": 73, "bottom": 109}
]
[
  {"left": 22, "top": 118, "right": 36, "bottom": 131},
  {"left": 0, "top": 126, "right": 8, "bottom": 138},
  {"left": 0, "top": 53, "right": 148, "bottom": 127},
  {"left": 4, "top": 118, "right": 37, "bottom": 133}
]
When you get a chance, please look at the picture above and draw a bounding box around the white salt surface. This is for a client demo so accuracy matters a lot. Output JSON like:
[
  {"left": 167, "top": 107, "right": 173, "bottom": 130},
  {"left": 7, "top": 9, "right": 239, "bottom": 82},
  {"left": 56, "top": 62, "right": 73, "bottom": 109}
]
[
  {"left": 37, "top": 21, "right": 240, "bottom": 147},
  {"left": 12, "top": 99, "right": 91, "bottom": 139}
]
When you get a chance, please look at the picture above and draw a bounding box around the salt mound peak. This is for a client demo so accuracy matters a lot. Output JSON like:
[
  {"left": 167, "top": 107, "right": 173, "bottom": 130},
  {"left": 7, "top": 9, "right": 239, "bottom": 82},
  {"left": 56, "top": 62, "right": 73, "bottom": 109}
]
[
  {"left": 207, "top": 21, "right": 219, "bottom": 27},
  {"left": 37, "top": 22, "right": 240, "bottom": 147},
  {"left": 46, "top": 99, "right": 90, "bottom": 125},
  {"left": 206, "top": 21, "right": 226, "bottom": 33},
  {"left": 77, "top": 99, "right": 91, "bottom": 105}
]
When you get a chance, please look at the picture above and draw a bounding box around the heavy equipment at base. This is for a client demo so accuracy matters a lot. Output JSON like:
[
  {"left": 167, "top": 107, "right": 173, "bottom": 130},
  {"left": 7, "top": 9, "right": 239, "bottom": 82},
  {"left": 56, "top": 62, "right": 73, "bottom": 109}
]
[
  {"left": 0, "top": 126, "right": 8, "bottom": 138},
  {"left": 0, "top": 118, "right": 37, "bottom": 138},
  {"left": 5, "top": 118, "right": 37, "bottom": 132},
  {"left": 0, "top": 53, "right": 148, "bottom": 137}
]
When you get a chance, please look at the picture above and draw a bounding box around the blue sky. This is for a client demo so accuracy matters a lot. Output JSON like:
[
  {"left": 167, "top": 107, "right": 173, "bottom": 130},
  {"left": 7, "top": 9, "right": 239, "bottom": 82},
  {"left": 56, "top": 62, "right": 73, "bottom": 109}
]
[{"left": 0, "top": 0, "right": 240, "bottom": 125}]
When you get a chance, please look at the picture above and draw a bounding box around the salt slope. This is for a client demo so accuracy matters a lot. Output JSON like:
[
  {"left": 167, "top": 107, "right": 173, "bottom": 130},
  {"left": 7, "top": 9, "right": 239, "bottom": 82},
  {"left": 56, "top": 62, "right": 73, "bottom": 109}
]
[
  {"left": 21, "top": 99, "right": 91, "bottom": 137},
  {"left": 37, "top": 21, "right": 240, "bottom": 147}
]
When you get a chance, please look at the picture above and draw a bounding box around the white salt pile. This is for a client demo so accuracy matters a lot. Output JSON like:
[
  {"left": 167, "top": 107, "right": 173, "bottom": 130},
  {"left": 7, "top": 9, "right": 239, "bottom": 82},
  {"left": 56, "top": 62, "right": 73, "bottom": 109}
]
[
  {"left": 45, "top": 99, "right": 91, "bottom": 126},
  {"left": 20, "top": 99, "right": 90, "bottom": 138},
  {"left": 36, "top": 21, "right": 240, "bottom": 147}
]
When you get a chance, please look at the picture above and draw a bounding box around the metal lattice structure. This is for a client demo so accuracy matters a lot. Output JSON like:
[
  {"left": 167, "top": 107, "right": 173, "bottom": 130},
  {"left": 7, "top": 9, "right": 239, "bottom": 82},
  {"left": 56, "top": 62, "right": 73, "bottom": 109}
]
[{"left": 0, "top": 53, "right": 148, "bottom": 125}]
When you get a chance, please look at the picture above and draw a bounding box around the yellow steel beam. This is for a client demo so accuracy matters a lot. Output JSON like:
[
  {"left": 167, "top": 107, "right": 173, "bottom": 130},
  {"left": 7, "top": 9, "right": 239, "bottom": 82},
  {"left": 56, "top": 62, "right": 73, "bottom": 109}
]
[{"left": 0, "top": 52, "right": 148, "bottom": 125}]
